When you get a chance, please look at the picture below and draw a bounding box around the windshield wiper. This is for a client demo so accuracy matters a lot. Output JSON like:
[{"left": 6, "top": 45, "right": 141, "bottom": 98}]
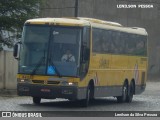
[
  {"left": 31, "top": 57, "right": 45, "bottom": 75},
  {"left": 48, "top": 58, "right": 61, "bottom": 77},
  {"left": 31, "top": 50, "right": 46, "bottom": 75}
]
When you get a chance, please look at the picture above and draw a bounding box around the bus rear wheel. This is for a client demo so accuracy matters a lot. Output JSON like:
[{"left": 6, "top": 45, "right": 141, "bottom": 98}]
[
  {"left": 126, "top": 82, "right": 134, "bottom": 103},
  {"left": 117, "top": 82, "right": 128, "bottom": 103},
  {"left": 33, "top": 97, "right": 41, "bottom": 104}
]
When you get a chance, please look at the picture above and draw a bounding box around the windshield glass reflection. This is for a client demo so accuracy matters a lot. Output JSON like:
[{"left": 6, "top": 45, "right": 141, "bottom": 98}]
[{"left": 19, "top": 25, "right": 82, "bottom": 77}]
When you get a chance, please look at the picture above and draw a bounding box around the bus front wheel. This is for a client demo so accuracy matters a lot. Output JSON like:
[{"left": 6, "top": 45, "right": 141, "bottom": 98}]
[
  {"left": 33, "top": 97, "right": 41, "bottom": 104},
  {"left": 80, "top": 85, "right": 91, "bottom": 107}
]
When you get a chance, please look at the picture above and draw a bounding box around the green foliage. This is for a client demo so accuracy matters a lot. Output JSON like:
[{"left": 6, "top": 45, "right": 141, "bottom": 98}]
[{"left": 0, "top": 0, "right": 41, "bottom": 50}]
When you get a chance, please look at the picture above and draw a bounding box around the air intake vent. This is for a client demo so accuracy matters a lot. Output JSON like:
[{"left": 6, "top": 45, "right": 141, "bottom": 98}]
[
  {"left": 32, "top": 80, "right": 60, "bottom": 85},
  {"left": 32, "top": 80, "right": 44, "bottom": 84},
  {"left": 47, "top": 81, "right": 60, "bottom": 85}
]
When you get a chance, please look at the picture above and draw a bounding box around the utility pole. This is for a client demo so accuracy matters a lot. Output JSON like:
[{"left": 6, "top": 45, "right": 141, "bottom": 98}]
[{"left": 75, "top": 0, "right": 79, "bottom": 17}]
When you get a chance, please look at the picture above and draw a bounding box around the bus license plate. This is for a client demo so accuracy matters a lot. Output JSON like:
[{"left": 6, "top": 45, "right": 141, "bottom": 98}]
[{"left": 40, "top": 88, "right": 51, "bottom": 92}]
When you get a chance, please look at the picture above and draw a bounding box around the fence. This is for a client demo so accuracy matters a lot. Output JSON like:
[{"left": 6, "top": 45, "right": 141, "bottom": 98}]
[{"left": 0, "top": 51, "right": 18, "bottom": 89}]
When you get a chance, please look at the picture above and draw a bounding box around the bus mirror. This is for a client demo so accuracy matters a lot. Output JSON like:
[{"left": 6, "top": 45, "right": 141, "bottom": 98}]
[{"left": 13, "top": 42, "right": 21, "bottom": 60}]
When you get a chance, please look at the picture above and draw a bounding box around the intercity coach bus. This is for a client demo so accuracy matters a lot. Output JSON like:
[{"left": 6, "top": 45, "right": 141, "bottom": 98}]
[{"left": 13, "top": 17, "right": 148, "bottom": 107}]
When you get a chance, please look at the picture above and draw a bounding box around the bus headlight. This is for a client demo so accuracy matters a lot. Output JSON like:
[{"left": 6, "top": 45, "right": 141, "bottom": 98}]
[
  {"left": 60, "top": 81, "right": 78, "bottom": 86},
  {"left": 17, "top": 79, "right": 31, "bottom": 83},
  {"left": 68, "top": 82, "right": 78, "bottom": 86},
  {"left": 68, "top": 82, "right": 73, "bottom": 85}
]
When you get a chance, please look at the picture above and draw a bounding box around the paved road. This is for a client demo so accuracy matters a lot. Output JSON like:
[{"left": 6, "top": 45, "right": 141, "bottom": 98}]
[{"left": 0, "top": 82, "right": 160, "bottom": 112}]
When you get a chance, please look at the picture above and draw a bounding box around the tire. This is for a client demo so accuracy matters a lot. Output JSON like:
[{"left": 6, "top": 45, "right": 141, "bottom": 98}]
[
  {"left": 80, "top": 85, "right": 91, "bottom": 107},
  {"left": 117, "top": 82, "right": 128, "bottom": 103},
  {"left": 33, "top": 97, "right": 41, "bottom": 104},
  {"left": 126, "top": 82, "right": 134, "bottom": 103}
]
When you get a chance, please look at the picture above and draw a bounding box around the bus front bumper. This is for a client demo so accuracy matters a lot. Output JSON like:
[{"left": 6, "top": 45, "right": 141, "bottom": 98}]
[{"left": 17, "top": 83, "right": 78, "bottom": 100}]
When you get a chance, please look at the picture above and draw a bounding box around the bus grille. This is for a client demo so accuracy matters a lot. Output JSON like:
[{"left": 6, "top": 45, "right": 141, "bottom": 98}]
[
  {"left": 32, "top": 80, "right": 44, "bottom": 84},
  {"left": 47, "top": 81, "right": 60, "bottom": 84},
  {"left": 32, "top": 80, "right": 60, "bottom": 85}
]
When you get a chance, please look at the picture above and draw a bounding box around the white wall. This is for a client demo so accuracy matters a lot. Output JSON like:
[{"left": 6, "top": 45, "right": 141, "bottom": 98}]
[{"left": 0, "top": 51, "right": 18, "bottom": 89}]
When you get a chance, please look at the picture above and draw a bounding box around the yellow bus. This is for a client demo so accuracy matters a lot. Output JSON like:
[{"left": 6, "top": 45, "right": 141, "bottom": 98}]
[{"left": 14, "top": 17, "right": 148, "bottom": 107}]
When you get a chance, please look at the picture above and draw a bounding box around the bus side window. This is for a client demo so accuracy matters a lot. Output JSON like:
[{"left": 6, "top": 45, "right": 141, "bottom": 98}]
[
  {"left": 110, "top": 31, "right": 124, "bottom": 54},
  {"left": 134, "top": 35, "right": 147, "bottom": 56},
  {"left": 111, "top": 31, "right": 119, "bottom": 54},
  {"left": 125, "top": 34, "right": 147, "bottom": 56},
  {"left": 92, "top": 28, "right": 102, "bottom": 53},
  {"left": 126, "top": 34, "right": 136, "bottom": 54}
]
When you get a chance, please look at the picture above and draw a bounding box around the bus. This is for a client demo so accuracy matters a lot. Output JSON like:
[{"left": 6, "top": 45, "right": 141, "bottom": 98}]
[{"left": 13, "top": 17, "right": 148, "bottom": 107}]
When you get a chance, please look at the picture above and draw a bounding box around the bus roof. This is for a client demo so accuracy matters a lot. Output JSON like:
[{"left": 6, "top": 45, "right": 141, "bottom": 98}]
[
  {"left": 25, "top": 18, "right": 90, "bottom": 26},
  {"left": 25, "top": 17, "right": 147, "bottom": 36}
]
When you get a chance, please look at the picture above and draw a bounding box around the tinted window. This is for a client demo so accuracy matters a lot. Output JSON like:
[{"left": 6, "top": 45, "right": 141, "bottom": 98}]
[
  {"left": 92, "top": 28, "right": 147, "bottom": 56},
  {"left": 126, "top": 34, "right": 147, "bottom": 56},
  {"left": 93, "top": 28, "right": 112, "bottom": 53}
]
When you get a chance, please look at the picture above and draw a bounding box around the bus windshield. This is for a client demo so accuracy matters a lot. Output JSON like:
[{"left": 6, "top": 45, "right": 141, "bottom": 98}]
[{"left": 19, "top": 25, "right": 82, "bottom": 77}]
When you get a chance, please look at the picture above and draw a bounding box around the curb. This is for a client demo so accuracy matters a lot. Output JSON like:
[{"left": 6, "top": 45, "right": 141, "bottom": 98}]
[{"left": 0, "top": 89, "right": 17, "bottom": 96}]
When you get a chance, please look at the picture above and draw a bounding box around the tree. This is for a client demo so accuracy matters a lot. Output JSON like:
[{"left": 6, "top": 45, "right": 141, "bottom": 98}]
[{"left": 0, "top": 0, "right": 41, "bottom": 50}]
